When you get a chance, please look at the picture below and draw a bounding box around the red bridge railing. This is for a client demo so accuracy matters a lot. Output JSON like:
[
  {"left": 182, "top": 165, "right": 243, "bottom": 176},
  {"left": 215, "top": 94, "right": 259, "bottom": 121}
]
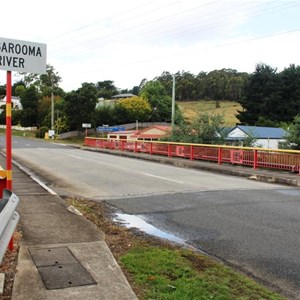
[{"left": 84, "top": 137, "right": 300, "bottom": 174}]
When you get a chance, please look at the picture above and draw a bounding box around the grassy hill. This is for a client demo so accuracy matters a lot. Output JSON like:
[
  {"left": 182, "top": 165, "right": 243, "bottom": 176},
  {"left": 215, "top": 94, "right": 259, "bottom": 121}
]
[{"left": 177, "top": 100, "right": 242, "bottom": 126}]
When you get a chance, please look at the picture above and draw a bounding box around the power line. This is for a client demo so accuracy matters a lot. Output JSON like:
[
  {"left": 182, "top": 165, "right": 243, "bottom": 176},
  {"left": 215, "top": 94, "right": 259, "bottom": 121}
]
[{"left": 49, "top": 1, "right": 300, "bottom": 63}]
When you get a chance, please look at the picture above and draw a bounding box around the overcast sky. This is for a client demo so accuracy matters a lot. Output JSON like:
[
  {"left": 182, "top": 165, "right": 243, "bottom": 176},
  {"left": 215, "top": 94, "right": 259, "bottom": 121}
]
[{"left": 1, "top": 0, "right": 300, "bottom": 92}]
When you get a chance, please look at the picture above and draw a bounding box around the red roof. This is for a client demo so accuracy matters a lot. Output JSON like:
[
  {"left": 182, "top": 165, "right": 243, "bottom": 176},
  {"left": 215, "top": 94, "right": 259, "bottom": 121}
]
[{"left": 131, "top": 126, "right": 171, "bottom": 139}]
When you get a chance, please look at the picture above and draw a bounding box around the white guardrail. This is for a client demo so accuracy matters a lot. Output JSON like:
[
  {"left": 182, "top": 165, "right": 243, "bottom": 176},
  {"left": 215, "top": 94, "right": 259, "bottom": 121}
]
[{"left": 0, "top": 189, "right": 19, "bottom": 263}]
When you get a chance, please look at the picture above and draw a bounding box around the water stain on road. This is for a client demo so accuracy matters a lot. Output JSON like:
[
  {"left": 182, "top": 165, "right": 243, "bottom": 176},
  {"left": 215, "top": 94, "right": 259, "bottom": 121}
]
[{"left": 114, "top": 213, "right": 185, "bottom": 244}]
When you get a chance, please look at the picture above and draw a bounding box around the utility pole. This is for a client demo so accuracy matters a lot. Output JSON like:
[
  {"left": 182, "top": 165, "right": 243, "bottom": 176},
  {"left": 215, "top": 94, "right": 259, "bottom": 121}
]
[
  {"left": 171, "top": 74, "right": 176, "bottom": 128},
  {"left": 51, "top": 74, "right": 54, "bottom": 138}
]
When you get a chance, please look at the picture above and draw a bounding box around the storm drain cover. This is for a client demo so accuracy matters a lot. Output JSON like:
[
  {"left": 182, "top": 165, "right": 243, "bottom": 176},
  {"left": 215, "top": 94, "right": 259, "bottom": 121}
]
[{"left": 29, "top": 247, "right": 96, "bottom": 290}]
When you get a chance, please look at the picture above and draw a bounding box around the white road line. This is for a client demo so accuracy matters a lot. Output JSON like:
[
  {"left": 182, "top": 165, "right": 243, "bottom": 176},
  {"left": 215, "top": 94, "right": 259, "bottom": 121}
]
[
  {"left": 31, "top": 176, "right": 58, "bottom": 196},
  {"left": 11, "top": 158, "right": 58, "bottom": 196},
  {"left": 69, "top": 154, "right": 83, "bottom": 159},
  {"left": 25, "top": 144, "right": 31, "bottom": 147},
  {"left": 141, "top": 172, "right": 184, "bottom": 184}
]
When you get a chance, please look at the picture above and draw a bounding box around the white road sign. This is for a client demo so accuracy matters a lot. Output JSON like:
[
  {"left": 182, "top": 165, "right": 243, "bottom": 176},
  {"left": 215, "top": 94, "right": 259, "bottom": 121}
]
[{"left": 0, "top": 37, "right": 47, "bottom": 74}]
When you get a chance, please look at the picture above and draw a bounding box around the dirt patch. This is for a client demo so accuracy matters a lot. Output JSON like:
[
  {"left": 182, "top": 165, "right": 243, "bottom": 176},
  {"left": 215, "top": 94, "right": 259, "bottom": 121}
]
[{"left": 0, "top": 231, "right": 21, "bottom": 300}]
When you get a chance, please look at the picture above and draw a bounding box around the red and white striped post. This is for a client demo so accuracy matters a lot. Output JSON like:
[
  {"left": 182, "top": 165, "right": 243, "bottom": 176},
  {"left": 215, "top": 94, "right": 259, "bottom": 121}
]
[
  {"left": 6, "top": 71, "right": 14, "bottom": 250},
  {"left": 6, "top": 71, "right": 12, "bottom": 190}
]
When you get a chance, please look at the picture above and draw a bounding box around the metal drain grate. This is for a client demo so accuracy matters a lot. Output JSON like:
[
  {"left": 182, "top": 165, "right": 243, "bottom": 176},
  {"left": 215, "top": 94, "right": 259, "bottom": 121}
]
[{"left": 29, "top": 247, "right": 96, "bottom": 290}]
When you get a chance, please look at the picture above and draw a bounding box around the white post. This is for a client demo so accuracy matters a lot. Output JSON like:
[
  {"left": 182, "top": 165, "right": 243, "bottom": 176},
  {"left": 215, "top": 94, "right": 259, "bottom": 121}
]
[
  {"left": 51, "top": 78, "right": 54, "bottom": 131},
  {"left": 171, "top": 74, "right": 176, "bottom": 128}
]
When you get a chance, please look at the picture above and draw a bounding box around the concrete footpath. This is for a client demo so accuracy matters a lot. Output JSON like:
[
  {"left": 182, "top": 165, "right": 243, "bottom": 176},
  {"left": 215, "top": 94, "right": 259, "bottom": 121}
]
[{"left": 1, "top": 155, "right": 137, "bottom": 300}]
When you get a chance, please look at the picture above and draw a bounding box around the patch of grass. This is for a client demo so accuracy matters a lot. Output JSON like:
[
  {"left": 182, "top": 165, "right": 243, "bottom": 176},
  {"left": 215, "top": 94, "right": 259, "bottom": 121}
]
[
  {"left": 67, "top": 198, "right": 286, "bottom": 300},
  {"left": 121, "top": 246, "right": 284, "bottom": 300},
  {"left": 53, "top": 136, "right": 85, "bottom": 145},
  {"left": 178, "top": 100, "right": 242, "bottom": 126},
  {"left": 0, "top": 128, "right": 36, "bottom": 138}
]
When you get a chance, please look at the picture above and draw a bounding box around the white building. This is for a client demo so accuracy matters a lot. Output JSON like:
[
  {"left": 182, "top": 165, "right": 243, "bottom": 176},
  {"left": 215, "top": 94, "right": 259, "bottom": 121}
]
[
  {"left": 0, "top": 96, "right": 23, "bottom": 110},
  {"left": 226, "top": 125, "right": 287, "bottom": 149}
]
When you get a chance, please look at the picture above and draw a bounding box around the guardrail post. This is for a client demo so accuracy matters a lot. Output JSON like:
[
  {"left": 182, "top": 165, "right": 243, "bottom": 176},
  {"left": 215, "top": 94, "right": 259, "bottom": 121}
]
[
  {"left": 150, "top": 142, "right": 153, "bottom": 155},
  {"left": 134, "top": 141, "right": 138, "bottom": 152},
  {"left": 218, "top": 147, "right": 222, "bottom": 165},
  {"left": 253, "top": 149, "right": 258, "bottom": 169}
]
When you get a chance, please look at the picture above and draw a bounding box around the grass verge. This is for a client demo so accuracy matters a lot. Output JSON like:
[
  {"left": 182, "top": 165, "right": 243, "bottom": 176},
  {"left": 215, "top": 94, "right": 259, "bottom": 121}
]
[{"left": 67, "top": 198, "right": 286, "bottom": 300}]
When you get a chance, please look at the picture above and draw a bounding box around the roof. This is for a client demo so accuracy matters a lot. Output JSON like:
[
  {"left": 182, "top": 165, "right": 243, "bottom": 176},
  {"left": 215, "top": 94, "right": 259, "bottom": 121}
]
[
  {"left": 131, "top": 125, "right": 171, "bottom": 139},
  {"left": 228, "top": 125, "right": 287, "bottom": 139},
  {"left": 112, "top": 93, "right": 136, "bottom": 99}
]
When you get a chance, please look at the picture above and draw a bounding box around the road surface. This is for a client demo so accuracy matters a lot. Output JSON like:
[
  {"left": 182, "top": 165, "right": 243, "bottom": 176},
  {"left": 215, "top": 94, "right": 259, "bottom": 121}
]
[{"left": 1, "top": 136, "right": 300, "bottom": 299}]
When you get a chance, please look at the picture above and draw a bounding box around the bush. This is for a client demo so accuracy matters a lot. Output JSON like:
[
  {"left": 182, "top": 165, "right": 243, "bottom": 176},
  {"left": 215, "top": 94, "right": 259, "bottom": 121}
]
[{"left": 35, "top": 126, "right": 49, "bottom": 138}]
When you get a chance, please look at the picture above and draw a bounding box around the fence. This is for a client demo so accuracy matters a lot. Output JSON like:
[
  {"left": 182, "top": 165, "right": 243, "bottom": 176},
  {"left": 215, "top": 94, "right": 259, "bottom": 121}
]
[
  {"left": 84, "top": 137, "right": 300, "bottom": 174},
  {"left": 0, "top": 189, "right": 20, "bottom": 264}
]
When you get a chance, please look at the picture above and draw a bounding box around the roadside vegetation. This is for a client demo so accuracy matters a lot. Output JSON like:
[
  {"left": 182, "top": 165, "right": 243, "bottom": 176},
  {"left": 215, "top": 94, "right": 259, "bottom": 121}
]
[
  {"left": 67, "top": 198, "right": 286, "bottom": 300},
  {"left": 1, "top": 63, "right": 300, "bottom": 148}
]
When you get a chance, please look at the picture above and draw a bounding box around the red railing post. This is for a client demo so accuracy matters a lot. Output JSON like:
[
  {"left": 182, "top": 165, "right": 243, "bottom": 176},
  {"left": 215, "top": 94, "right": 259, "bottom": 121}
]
[
  {"left": 253, "top": 149, "right": 258, "bottom": 169},
  {"left": 168, "top": 144, "right": 172, "bottom": 157},
  {"left": 218, "top": 147, "right": 222, "bottom": 165},
  {"left": 134, "top": 141, "right": 138, "bottom": 152},
  {"left": 190, "top": 145, "right": 194, "bottom": 160},
  {"left": 150, "top": 142, "right": 153, "bottom": 155},
  {"left": 121, "top": 140, "right": 125, "bottom": 151}
]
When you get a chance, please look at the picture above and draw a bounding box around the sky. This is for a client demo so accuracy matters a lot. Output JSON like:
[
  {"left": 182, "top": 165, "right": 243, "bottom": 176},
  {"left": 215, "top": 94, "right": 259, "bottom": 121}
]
[{"left": 1, "top": 0, "right": 300, "bottom": 92}]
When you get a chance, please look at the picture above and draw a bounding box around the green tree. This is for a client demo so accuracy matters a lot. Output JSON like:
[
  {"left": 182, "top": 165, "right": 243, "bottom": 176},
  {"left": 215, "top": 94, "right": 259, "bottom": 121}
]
[
  {"left": 283, "top": 115, "right": 300, "bottom": 149},
  {"left": 226, "top": 75, "right": 248, "bottom": 101},
  {"left": 237, "top": 64, "right": 281, "bottom": 125},
  {"left": 0, "top": 84, "right": 5, "bottom": 96},
  {"left": 96, "top": 80, "right": 118, "bottom": 99},
  {"left": 277, "top": 64, "right": 300, "bottom": 122},
  {"left": 18, "top": 64, "right": 64, "bottom": 97},
  {"left": 167, "top": 113, "right": 225, "bottom": 144},
  {"left": 19, "top": 85, "right": 39, "bottom": 126},
  {"left": 140, "top": 81, "right": 182, "bottom": 123},
  {"left": 95, "top": 104, "right": 115, "bottom": 126},
  {"left": 63, "top": 83, "right": 98, "bottom": 130}
]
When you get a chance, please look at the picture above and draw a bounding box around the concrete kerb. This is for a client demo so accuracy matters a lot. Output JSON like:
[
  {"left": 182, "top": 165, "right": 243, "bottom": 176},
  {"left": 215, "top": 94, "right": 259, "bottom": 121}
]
[{"left": 80, "top": 146, "right": 300, "bottom": 187}]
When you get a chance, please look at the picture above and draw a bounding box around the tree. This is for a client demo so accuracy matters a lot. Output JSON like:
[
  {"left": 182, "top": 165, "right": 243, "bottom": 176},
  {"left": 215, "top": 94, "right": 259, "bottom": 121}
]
[
  {"left": 237, "top": 64, "right": 281, "bottom": 125},
  {"left": 19, "top": 85, "right": 39, "bottom": 126},
  {"left": 18, "top": 64, "right": 63, "bottom": 97},
  {"left": 167, "top": 113, "right": 225, "bottom": 144},
  {"left": 114, "top": 97, "right": 151, "bottom": 124},
  {"left": 96, "top": 80, "right": 118, "bottom": 99},
  {"left": 0, "top": 84, "right": 5, "bottom": 96},
  {"left": 63, "top": 83, "right": 98, "bottom": 130},
  {"left": 282, "top": 115, "right": 300, "bottom": 149},
  {"left": 95, "top": 104, "right": 115, "bottom": 126},
  {"left": 277, "top": 64, "right": 300, "bottom": 122},
  {"left": 140, "top": 81, "right": 179, "bottom": 122}
]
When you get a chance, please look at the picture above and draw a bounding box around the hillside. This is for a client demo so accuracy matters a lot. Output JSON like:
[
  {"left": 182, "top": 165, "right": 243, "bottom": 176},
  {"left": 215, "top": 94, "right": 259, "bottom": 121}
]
[{"left": 177, "top": 100, "right": 242, "bottom": 126}]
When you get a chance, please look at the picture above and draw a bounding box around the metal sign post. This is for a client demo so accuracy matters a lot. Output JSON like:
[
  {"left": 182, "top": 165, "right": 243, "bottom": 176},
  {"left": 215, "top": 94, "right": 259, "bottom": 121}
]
[
  {"left": 6, "top": 71, "right": 12, "bottom": 190},
  {"left": 1, "top": 37, "right": 47, "bottom": 250}
]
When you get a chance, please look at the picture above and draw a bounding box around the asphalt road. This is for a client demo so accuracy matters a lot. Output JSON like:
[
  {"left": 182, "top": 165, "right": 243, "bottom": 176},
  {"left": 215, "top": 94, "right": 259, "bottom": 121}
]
[{"left": 1, "top": 136, "right": 300, "bottom": 299}]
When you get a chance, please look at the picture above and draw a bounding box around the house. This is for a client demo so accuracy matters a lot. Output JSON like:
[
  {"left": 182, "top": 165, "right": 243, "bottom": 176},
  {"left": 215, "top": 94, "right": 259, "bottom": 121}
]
[
  {"left": 130, "top": 125, "right": 171, "bottom": 141},
  {"left": 0, "top": 96, "right": 23, "bottom": 109},
  {"left": 107, "top": 130, "right": 136, "bottom": 141},
  {"left": 108, "top": 125, "right": 171, "bottom": 141},
  {"left": 225, "top": 125, "right": 287, "bottom": 149},
  {"left": 111, "top": 93, "right": 136, "bottom": 99}
]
